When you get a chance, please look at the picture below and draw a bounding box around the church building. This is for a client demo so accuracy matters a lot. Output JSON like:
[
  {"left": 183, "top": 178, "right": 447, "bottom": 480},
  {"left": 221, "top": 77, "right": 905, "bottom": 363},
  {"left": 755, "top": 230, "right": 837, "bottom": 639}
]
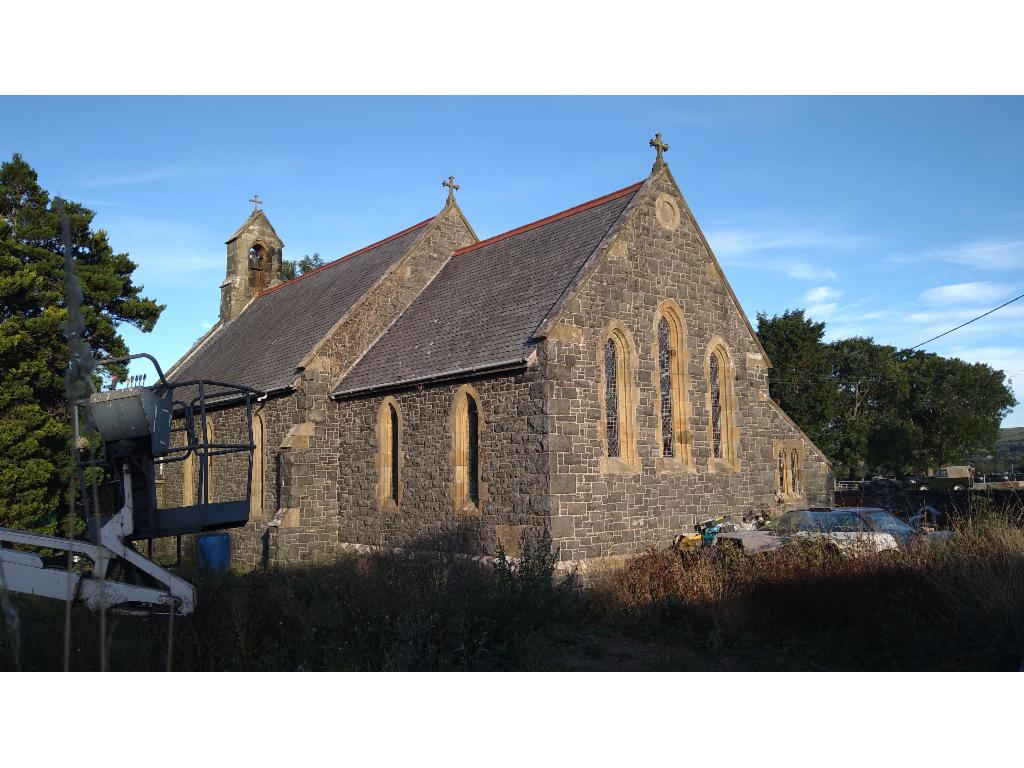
[{"left": 159, "top": 136, "right": 834, "bottom": 569}]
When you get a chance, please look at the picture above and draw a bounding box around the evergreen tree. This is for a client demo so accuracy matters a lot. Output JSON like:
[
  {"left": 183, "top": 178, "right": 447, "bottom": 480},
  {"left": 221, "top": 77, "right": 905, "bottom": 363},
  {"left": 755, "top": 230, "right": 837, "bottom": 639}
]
[
  {"left": 756, "top": 309, "right": 838, "bottom": 452},
  {"left": 0, "top": 154, "right": 163, "bottom": 532}
]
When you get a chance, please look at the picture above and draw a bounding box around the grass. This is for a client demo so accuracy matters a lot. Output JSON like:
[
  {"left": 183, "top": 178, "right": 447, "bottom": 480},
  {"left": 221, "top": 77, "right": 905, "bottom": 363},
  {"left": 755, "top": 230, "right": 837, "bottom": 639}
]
[{"left": 3, "top": 513, "right": 1024, "bottom": 671}]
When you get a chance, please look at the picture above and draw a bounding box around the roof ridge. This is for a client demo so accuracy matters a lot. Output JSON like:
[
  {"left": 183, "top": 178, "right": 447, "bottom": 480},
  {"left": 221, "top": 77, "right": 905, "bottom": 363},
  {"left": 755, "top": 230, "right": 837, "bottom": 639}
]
[
  {"left": 452, "top": 180, "right": 644, "bottom": 258},
  {"left": 257, "top": 216, "right": 434, "bottom": 299}
]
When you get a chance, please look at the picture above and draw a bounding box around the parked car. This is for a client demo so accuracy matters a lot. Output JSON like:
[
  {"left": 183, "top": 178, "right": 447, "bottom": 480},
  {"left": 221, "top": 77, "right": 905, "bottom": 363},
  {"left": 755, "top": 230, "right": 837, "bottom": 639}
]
[{"left": 714, "top": 507, "right": 954, "bottom": 556}]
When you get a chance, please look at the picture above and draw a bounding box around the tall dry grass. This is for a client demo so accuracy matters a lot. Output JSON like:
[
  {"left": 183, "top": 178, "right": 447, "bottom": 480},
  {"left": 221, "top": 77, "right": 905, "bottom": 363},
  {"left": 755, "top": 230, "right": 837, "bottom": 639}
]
[
  {"left": 592, "top": 512, "right": 1024, "bottom": 669},
  {"left": 3, "top": 511, "right": 1023, "bottom": 670}
]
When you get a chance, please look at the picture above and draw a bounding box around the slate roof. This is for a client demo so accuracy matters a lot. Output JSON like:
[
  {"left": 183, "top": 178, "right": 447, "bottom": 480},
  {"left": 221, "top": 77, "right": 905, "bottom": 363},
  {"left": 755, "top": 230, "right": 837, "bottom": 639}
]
[
  {"left": 333, "top": 181, "right": 643, "bottom": 397},
  {"left": 169, "top": 217, "right": 432, "bottom": 394}
]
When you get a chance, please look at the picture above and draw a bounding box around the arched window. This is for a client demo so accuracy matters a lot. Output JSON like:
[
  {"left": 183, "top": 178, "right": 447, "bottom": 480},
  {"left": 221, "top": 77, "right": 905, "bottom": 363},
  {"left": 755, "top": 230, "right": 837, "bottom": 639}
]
[
  {"left": 202, "top": 419, "right": 216, "bottom": 503},
  {"left": 600, "top": 322, "right": 638, "bottom": 470},
  {"left": 604, "top": 338, "right": 620, "bottom": 457},
  {"left": 251, "top": 413, "right": 264, "bottom": 520},
  {"left": 377, "top": 397, "right": 403, "bottom": 510},
  {"left": 791, "top": 449, "right": 801, "bottom": 495},
  {"left": 182, "top": 448, "right": 195, "bottom": 506},
  {"left": 451, "top": 385, "right": 483, "bottom": 512},
  {"left": 248, "top": 242, "right": 268, "bottom": 292},
  {"left": 705, "top": 339, "right": 738, "bottom": 468},
  {"left": 778, "top": 450, "right": 786, "bottom": 494},
  {"left": 709, "top": 351, "right": 723, "bottom": 458},
  {"left": 654, "top": 301, "right": 692, "bottom": 467}
]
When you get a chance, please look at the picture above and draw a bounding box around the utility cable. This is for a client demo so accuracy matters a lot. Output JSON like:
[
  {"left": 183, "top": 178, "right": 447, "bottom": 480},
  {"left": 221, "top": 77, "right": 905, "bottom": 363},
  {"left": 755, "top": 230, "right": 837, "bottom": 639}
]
[{"left": 895, "top": 291, "right": 1024, "bottom": 355}]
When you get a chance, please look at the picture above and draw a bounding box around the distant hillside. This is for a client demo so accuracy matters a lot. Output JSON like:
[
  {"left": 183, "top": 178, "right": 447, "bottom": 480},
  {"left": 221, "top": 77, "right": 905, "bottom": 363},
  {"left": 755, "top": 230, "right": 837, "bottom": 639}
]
[
  {"left": 998, "top": 427, "right": 1024, "bottom": 448},
  {"left": 970, "top": 428, "right": 1024, "bottom": 472}
]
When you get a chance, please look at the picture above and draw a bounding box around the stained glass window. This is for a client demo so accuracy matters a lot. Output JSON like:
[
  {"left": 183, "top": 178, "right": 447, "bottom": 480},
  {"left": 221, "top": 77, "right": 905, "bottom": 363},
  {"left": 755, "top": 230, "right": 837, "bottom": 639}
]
[
  {"left": 791, "top": 449, "right": 800, "bottom": 495},
  {"left": 658, "top": 317, "right": 674, "bottom": 457},
  {"left": 605, "top": 338, "right": 620, "bottom": 457},
  {"left": 389, "top": 403, "right": 400, "bottom": 502},
  {"left": 467, "top": 394, "right": 480, "bottom": 504},
  {"left": 710, "top": 351, "right": 722, "bottom": 458}
]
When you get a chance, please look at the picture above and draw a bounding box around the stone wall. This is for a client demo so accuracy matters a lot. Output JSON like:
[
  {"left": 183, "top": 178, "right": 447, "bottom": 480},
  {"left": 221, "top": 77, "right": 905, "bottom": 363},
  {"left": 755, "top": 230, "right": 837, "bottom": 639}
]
[
  {"left": 296, "top": 368, "right": 549, "bottom": 559},
  {"left": 268, "top": 203, "right": 478, "bottom": 564},
  {"left": 540, "top": 172, "right": 833, "bottom": 560}
]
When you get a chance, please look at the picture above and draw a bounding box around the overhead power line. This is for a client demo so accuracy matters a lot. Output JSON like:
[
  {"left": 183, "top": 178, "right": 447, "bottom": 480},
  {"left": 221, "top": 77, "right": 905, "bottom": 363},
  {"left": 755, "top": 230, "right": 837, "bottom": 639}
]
[{"left": 896, "top": 291, "right": 1024, "bottom": 356}]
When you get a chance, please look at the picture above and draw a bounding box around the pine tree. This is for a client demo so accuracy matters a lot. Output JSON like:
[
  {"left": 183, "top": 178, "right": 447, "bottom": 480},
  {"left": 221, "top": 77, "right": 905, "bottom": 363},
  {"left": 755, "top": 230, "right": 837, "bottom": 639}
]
[{"left": 0, "top": 154, "right": 163, "bottom": 532}]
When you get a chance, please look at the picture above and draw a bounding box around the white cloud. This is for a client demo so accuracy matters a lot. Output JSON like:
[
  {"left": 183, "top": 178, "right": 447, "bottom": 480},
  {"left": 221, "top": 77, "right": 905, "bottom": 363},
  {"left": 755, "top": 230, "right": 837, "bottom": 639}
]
[
  {"left": 82, "top": 164, "right": 188, "bottom": 188},
  {"left": 895, "top": 239, "right": 1024, "bottom": 272},
  {"left": 776, "top": 260, "right": 838, "bottom": 282},
  {"left": 919, "top": 281, "right": 1016, "bottom": 306},
  {"left": 805, "top": 302, "right": 840, "bottom": 321},
  {"left": 804, "top": 285, "right": 843, "bottom": 303},
  {"left": 709, "top": 228, "right": 865, "bottom": 258}
]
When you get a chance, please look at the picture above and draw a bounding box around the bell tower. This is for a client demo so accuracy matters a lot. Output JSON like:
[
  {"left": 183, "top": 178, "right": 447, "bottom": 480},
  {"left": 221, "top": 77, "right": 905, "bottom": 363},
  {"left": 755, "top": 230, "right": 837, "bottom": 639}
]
[{"left": 220, "top": 196, "right": 285, "bottom": 322}]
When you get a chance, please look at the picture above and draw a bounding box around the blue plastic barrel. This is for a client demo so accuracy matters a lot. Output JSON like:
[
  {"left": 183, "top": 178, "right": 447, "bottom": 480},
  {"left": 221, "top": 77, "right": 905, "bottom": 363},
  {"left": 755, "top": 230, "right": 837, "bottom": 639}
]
[{"left": 197, "top": 532, "right": 230, "bottom": 572}]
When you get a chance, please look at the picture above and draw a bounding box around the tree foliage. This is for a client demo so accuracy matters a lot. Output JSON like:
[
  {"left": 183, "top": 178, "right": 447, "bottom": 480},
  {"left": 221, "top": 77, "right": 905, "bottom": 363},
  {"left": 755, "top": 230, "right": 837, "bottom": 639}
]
[
  {"left": 0, "top": 154, "right": 163, "bottom": 532},
  {"left": 756, "top": 309, "right": 837, "bottom": 449},
  {"left": 757, "top": 310, "right": 1017, "bottom": 477},
  {"left": 280, "top": 252, "right": 324, "bottom": 282}
]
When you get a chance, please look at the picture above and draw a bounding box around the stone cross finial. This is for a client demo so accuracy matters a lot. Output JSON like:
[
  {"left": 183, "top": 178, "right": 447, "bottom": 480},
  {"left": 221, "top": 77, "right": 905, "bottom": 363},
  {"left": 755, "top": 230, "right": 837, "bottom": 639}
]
[
  {"left": 442, "top": 176, "right": 460, "bottom": 204},
  {"left": 249, "top": 194, "right": 263, "bottom": 212},
  {"left": 649, "top": 132, "right": 669, "bottom": 170}
]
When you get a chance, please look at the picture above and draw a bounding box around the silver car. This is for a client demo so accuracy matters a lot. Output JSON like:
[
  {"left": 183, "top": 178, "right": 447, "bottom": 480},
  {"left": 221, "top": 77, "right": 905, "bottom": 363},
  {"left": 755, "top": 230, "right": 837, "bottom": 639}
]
[{"left": 716, "top": 507, "right": 953, "bottom": 555}]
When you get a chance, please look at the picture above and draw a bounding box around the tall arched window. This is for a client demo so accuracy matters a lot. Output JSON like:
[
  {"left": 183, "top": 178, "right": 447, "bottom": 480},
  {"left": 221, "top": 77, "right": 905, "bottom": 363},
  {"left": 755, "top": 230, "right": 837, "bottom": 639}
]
[
  {"left": 377, "top": 397, "right": 403, "bottom": 510},
  {"left": 600, "top": 322, "right": 638, "bottom": 470},
  {"left": 778, "top": 450, "right": 786, "bottom": 494},
  {"left": 604, "top": 338, "right": 620, "bottom": 457},
  {"left": 251, "top": 412, "right": 264, "bottom": 521},
  {"left": 197, "top": 421, "right": 218, "bottom": 505},
  {"left": 709, "top": 351, "right": 723, "bottom": 458},
  {"left": 705, "top": 339, "right": 738, "bottom": 468},
  {"left": 182, "top": 448, "right": 195, "bottom": 506},
  {"left": 654, "top": 301, "right": 692, "bottom": 467},
  {"left": 451, "top": 385, "right": 483, "bottom": 512},
  {"left": 467, "top": 397, "right": 480, "bottom": 505},
  {"left": 790, "top": 449, "right": 801, "bottom": 496}
]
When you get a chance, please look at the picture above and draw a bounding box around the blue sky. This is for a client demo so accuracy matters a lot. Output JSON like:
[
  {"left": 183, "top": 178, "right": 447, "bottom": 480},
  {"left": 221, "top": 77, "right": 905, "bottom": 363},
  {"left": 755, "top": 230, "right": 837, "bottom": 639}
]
[{"left": 2, "top": 96, "right": 1022, "bottom": 426}]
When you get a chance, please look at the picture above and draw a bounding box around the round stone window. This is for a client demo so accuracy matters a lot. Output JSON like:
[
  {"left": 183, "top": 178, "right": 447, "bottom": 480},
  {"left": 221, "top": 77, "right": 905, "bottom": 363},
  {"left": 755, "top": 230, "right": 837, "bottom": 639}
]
[{"left": 655, "top": 194, "right": 681, "bottom": 231}]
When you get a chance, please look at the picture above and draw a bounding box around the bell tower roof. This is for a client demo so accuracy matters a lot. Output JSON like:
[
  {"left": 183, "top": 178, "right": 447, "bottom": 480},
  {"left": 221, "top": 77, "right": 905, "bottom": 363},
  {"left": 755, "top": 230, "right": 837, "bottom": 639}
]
[{"left": 225, "top": 207, "right": 284, "bottom": 246}]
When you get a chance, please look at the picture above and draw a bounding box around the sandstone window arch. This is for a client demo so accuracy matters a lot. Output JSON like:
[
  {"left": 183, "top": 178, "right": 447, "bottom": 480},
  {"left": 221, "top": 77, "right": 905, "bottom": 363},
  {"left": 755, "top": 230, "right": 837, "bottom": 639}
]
[
  {"left": 202, "top": 419, "right": 216, "bottom": 503},
  {"left": 451, "top": 384, "right": 484, "bottom": 513},
  {"left": 704, "top": 338, "right": 739, "bottom": 470},
  {"left": 182, "top": 447, "right": 195, "bottom": 506},
  {"left": 183, "top": 416, "right": 216, "bottom": 504},
  {"left": 250, "top": 412, "right": 265, "bottom": 521},
  {"left": 599, "top": 321, "right": 639, "bottom": 472},
  {"left": 377, "top": 396, "right": 404, "bottom": 511},
  {"left": 653, "top": 300, "right": 693, "bottom": 468}
]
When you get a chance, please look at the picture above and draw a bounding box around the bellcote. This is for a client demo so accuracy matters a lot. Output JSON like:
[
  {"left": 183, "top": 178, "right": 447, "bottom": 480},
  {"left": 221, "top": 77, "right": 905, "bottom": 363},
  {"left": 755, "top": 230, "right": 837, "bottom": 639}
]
[{"left": 220, "top": 205, "right": 285, "bottom": 322}]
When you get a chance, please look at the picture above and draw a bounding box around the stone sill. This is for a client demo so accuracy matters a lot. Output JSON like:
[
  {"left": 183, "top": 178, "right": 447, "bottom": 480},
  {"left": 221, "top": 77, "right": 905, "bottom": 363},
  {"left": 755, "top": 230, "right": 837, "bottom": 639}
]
[
  {"left": 455, "top": 501, "right": 483, "bottom": 517},
  {"left": 655, "top": 457, "right": 693, "bottom": 475},
  {"left": 707, "top": 458, "right": 741, "bottom": 474},
  {"left": 599, "top": 456, "right": 640, "bottom": 476}
]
